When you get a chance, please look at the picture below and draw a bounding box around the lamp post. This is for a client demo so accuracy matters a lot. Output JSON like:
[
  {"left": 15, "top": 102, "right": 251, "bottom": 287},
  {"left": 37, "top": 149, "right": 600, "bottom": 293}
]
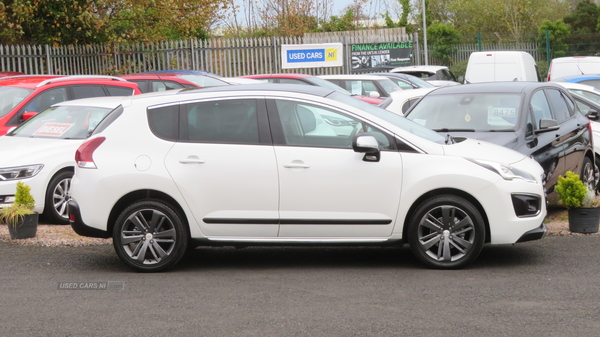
[{"left": 422, "top": 0, "right": 428, "bottom": 65}]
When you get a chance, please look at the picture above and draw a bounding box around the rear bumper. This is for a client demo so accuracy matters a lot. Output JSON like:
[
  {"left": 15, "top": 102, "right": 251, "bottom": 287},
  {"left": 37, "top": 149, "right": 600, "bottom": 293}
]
[{"left": 68, "top": 200, "right": 110, "bottom": 238}]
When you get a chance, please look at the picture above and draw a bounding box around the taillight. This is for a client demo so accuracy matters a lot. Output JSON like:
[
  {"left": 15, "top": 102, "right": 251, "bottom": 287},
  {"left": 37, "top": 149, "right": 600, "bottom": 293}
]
[{"left": 75, "top": 137, "right": 105, "bottom": 169}]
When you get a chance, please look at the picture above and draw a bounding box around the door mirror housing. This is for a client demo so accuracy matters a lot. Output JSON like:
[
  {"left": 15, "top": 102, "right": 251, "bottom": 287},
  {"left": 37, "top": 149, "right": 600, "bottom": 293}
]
[
  {"left": 587, "top": 109, "right": 599, "bottom": 121},
  {"left": 369, "top": 91, "right": 380, "bottom": 98},
  {"left": 534, "top": 118, "right": 559, "bottom": 134},
  {"left": 22, "top": 111, "right": 38, "bottom": 121},
  {"left": 352, "top": 133, "right": 380, "bottom": 162}
]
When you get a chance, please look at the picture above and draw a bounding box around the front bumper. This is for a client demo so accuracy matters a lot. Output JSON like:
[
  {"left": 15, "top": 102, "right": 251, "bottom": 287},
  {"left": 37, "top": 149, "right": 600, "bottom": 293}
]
[
  {"left": 516, "top": 223, "right": 547, "bottom": 243},
  {"left": 68, "top": 200, "right": 110, "bottom": 238}
]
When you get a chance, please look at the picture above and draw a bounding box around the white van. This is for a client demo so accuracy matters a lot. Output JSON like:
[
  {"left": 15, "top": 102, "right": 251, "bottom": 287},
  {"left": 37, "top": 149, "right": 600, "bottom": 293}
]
[
  {"left": 464, "top": 51, "right": 540, "bottom": 83},
  {"left": 547, "top": 56, "right": 600, "bottom": 81}
]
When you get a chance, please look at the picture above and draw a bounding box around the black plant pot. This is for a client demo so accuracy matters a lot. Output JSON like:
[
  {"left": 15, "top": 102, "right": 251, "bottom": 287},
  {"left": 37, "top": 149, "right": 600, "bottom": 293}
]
[
  {"left": 568, "top": 207, "right": 600, "bottom": 234},
  {"left": 7, "top": 213, "right": 38, "bottom": 239}
]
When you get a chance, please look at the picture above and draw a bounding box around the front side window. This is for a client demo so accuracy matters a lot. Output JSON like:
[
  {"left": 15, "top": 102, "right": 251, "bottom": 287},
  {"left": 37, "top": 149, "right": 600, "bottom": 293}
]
[
  {"left": 530, "top": 90, "right": 553, "bottom": 129},
  {"left": 184, "top": 99, "right": 260, "bottom": 144},
  {"left": 377, "top": 79, "right": 401, "bottom": 95},
  {"left": 23, "top": 87, "right": 68, "bottom": 114},
  {"left": 151, "top": 81, "right": 185, "bottom": 92},
  {"left": 274, "top": 99, "right": 395, "bottom": 150},
  {"left": 106, "top": 86, "right": 135, "bottom": 96}
]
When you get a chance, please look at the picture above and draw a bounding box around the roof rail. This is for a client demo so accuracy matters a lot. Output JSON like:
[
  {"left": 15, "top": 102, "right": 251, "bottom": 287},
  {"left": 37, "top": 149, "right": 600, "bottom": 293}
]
[{"left": 36, "top": 75, "right": 127, "bottom": 88}]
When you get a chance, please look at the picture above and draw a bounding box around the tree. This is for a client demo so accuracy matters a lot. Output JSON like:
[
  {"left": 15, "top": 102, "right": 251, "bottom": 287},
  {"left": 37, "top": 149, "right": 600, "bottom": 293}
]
[
  {"left": 427, "top": 21, "right": 460, "bottom": 66},
  {"left": 564, "top": 0, "right": 598, "bottom": 34},
  {"left": 316, "top": 9, "right": 359, "bottom": 32},
  {"left": 536, "top": 20, "right": 570, "bottom": 60}
]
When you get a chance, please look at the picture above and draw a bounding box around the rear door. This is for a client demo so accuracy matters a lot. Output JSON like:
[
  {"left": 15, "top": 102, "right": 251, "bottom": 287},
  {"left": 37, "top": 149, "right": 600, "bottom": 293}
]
[{"left": 163, "top": 97, "right": 280, "bottom": 237}]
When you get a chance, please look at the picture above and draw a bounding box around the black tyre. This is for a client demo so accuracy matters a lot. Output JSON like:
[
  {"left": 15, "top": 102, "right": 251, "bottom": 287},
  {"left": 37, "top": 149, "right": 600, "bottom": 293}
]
[
  {"left": 113, "top": 200, "right": 188, "bottom": 272},
  {"left": 408, "top": 195, "right": 485, "bottom": 269},
  {"left": 42, "top": 170, "right": 73, "bottom": 224},
  {"left": 581, "top": 156, "right": 597, "bottom": 191}
]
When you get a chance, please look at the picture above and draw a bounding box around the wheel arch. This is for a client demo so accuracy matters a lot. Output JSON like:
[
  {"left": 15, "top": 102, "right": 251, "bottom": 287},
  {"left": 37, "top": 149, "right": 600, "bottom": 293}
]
[
  {"left": 107, "top": 189, "right": 189, "bottom": 238},
  {"left": 402, "top": 188, "right": 491, "bottom": 244}
]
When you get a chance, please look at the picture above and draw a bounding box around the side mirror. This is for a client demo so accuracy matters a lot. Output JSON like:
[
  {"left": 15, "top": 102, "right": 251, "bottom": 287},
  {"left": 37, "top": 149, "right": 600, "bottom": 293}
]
[
  {"left": 352, "top": 132, "right": 380, "bottom": 162},
  {"left": 588, "top": 109, "right": 599, "bottom": 121},
  {"left": 22, "top": 111, "right": 38, "bottom": 121},
  {"left": 534, "top": 118, "right": 559, "bottom": 134},
  {"left": 369, "top": 91, "right": 380, "bottom": 98},
  {"left": 458, "top": 76, "right": 464, "bottom": 83}
]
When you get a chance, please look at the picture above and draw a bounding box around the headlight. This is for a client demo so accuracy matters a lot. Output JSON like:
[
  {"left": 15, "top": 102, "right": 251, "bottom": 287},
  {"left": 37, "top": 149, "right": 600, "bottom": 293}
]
[
  {"left": 0, "top": 164, "right": 44, "bottom": 181},
  {"left": 467, "top": 159, "right": 536, "bottom": 183}
]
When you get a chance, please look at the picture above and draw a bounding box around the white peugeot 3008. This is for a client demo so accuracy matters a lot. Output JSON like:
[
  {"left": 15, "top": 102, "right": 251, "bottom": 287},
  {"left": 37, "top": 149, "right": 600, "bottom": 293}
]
[{"left": 68, "top": 84, "right": 547, "bottom": 272}]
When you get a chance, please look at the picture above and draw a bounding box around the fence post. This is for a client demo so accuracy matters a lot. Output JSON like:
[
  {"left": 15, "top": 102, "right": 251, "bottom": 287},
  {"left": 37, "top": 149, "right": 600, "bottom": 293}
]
[
  {"left": 545, "top": 30, "right": 551, "bottom": 69},
  {"left": 477, "top": 33, "right": 482, "bottom": 51},
  {"left": 190, "top": 38, "right": 196, "bottom": 70},
  {"left": 413, "top": 32, "right": 421, "bottom": 65},
  {"left": 271, "top": 36, "right": 277, "bottom": 73},
  {"left": 343, "top": 35, "right": 348, "bottom": 74},
  {"left": 45, "top": 45, "right": 52, "bottom": 74}
]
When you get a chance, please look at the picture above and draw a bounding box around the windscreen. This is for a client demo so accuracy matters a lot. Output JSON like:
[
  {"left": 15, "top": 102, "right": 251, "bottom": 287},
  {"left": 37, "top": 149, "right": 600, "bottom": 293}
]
[
  {"left": 0, "top": 86, "right": 33, "bottom": 118},
  {"left": 406, "top": 93, "right": 523, "bottom": 132},
  {"left": 9, "top": 105, "right": 114, "bottom": 139}
]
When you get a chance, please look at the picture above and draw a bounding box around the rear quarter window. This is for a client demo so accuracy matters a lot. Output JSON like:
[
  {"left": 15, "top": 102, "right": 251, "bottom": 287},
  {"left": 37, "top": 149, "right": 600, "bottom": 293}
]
[{"left": 147, "top": 105, "right": 179, "bottom": 141}]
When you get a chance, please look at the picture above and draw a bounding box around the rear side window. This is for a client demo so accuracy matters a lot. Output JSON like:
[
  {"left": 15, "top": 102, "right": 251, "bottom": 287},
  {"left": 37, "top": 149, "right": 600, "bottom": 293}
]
[
  {"left": 106, "top": 86, "right": 135, "bottom": 96},
  {"left": 546, "top": 89, "right": 571, "bottom": 122},
  {"left": 71, "top": 85, "right": 107, "bottom": 99},
  {"left": 184, "top": 99, "right": 259, "bottom": 144},
  {"left": 147, "top": 105, "right": 179, "bottom": 141},
  {"left": 150, "top": 81, "right": 185, "bottom": 92}
]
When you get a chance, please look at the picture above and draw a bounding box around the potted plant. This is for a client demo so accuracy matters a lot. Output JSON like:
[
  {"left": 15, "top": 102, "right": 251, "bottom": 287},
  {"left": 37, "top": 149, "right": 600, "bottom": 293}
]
[
  {"left": 555, "top": 171, "right": 600, "bottom": 233},
  {"left": 0, "top": 181, "right": 38, "bottom": 239}
]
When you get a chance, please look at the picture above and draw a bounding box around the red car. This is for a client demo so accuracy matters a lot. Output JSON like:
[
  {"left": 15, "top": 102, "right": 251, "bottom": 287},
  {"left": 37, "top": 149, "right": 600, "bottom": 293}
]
[
  {"left": 118, "top": 73, "right": 230, "bottom": 93},
  {"left": 0, "top": 75, "right": 141, "bottom": 136},
  {"left": 239, "top": 73, "right": 384, "bottom": 105},
  {"left": 0, "top": 71, "right": 24, "bottom": 77}
]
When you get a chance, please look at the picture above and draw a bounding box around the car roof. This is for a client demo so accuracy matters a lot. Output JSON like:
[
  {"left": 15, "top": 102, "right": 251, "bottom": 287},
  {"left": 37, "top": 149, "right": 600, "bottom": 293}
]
[
  {"left": 178, "top": 83, "right": 335, "bottom": 96},
  {"left": 139, "top": 69, "right": 220, "bottom": 77},
  {"left": 554, "top": 74, "right": 600, "bottom": 82},
  {"left": 424, "top": 81, "right": 564, "bottom": 95},
  {"left": 0, "top": 75, "right": 133, "bottom": 89},
  {"left": 391, "top": 65, "right": 448, "bottom": 72},
  {"left": 318, "top": 74, "right": 390, "bottom": 80},
  {"left": 119, "top": 73, "right": 190, "bottom": 79},
  {"left": 388, "top": 87, "right": 437, "bottom": 100},
  {"left": 555, "top": 82, "right": 598, "bottom": 92},
  {"left": 52, "top": 95, "right": 128, "bottom": 109},
  {"left": 241, "top": 73, "right": 313, "bottom": 79}
]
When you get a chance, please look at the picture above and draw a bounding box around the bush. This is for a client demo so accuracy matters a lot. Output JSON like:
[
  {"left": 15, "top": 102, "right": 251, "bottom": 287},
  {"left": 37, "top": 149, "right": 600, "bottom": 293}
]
[{"left": 555, "top": 171, "right": 587, "bottom": 208}]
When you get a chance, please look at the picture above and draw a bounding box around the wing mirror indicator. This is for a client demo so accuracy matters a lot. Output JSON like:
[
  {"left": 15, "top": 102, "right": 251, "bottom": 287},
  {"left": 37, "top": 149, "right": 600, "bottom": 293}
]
[{"left": 352, "top": 133, "right": 380, "bottom": 162}]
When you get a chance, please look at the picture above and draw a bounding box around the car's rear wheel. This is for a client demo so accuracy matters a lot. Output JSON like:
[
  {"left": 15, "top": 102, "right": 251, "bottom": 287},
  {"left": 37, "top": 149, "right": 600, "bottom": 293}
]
[
  {"left": 408, "top": 195, "right": 485, "bottom": 269},
  {"left": 42, "top": 170, "right": 72, "bottom": 224},
  {"left": 113, "top": 200, "right": 188, "bottom": 272},
  {"left": 581, "top": 156, "right": 596, "bottom": 191}
]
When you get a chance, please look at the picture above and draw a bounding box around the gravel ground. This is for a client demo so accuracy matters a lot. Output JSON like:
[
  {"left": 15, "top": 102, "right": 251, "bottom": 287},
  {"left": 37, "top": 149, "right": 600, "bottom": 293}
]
[{"left": 0, "top": 206, "right": 595, "bottom": 247}]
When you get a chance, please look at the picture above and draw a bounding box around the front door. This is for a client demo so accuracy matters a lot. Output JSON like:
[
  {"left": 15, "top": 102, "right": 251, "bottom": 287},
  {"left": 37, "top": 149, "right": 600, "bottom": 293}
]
[{"left": 268, "top": 99, "right": 403, "bottom": 238}]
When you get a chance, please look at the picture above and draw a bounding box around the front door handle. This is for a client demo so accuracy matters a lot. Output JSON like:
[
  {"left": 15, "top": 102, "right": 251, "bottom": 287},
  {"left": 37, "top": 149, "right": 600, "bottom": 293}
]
[
  {"left": 283, "top": 162, "right": 310, "bottom": 169},
  {"left": 179, "top": 156, "right": 205, "bottom": 164}
]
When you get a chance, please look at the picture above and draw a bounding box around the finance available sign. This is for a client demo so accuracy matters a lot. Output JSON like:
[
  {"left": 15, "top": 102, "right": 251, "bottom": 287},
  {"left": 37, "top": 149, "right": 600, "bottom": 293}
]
[
  {"left": 350, "top": 41, "right": 413, "bottom": 72},
  {"left": 281, "top": 43, "right": 343, "bottom": 69}
]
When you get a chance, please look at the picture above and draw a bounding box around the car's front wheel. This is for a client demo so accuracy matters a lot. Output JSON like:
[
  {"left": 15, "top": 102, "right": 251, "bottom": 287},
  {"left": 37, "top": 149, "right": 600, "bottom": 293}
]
[
  {"left": 113, "top": 200, "right": 188, "bottom": 272},
  {"left": 581, "top": 156, "right": 598, "bottom": 191},
  {"left": 408, "top": 195, "right": 485, "bottom": 269}
]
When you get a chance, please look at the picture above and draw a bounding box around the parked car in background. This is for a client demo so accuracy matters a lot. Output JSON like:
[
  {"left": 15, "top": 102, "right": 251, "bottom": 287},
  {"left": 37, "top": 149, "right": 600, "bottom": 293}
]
[
  {"left": 547, "top": 56, "right": 600, "bottom": 82},
  {"left": 552, "top": 74, "right": 600, "bottom": 91},
  {"left": 555, "top": 82, "right": 600, "bottom": 105},
  {"left": 403, "top": 82, "right": 596, "bottom": 193},
  {"left": 0, "top": 75, "right": 141, "bottom": 135},
  {"left": 389, "top": 65, "right": 460, "bottom": 87},
  {"left": 139, "top": 69, "right": 222, "bottom": 78},
  {"left": 318, "top": 74, "right": 402, "bottom": 98},
  {"left": 68, "top": 84, "right": 547, "bottom": 272},
  {"left": 371, "top": 72, "right": 436, "bottom": 90},
  {"left": 0, "top": 97, "right": 123, "bottom": 224},
  {"left": 119, "top": 73, "right": 229, "bottom": 93},
  {"left": 380, "top": 87, "right": 437, "bottom": 116},
  {"left": 221, "top": 77, "right": 263, "bottom": 85},
  {"left": 0, "top": 71, "right": 24, "bottom": 77},
  {"left": 464, "top": 51, "right": 540, "bottom": 83},
  {"left": 240, "top": 73, "right": 384, "bottom": 104}
]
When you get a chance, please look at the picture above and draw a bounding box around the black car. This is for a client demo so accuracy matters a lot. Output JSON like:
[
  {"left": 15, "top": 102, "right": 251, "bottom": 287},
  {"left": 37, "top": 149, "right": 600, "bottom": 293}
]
[
  {"left": 371, "top": 72, "right": 436, "bottom": 90},
  {"left": 404, "top": 82, "right": 596, "bottom": 192}
]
